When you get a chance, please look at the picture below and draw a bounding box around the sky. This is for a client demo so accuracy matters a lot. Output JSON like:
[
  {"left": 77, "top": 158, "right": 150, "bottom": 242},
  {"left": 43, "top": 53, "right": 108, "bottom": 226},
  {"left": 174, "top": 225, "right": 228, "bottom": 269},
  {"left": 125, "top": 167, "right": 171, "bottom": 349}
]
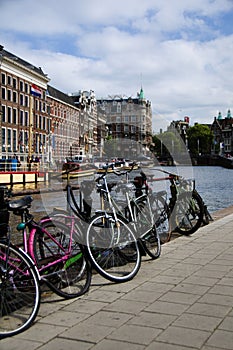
[{"left": 1, "top": 0, "right": 233, "bottom": 132}]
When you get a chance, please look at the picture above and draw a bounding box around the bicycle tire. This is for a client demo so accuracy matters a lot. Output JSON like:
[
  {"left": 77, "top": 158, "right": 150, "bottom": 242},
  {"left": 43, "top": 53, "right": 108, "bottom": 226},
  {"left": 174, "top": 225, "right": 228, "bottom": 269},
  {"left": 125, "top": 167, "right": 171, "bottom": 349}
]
[
  {"left": 33, "top": 219, "right": 92, "bottom": 299},
  {"left": 174, "top": 191, "right": 204, "bottom": 235},
  {"left": 133, "top": 197, "right": 161, "bottom": 259},
  {"left": 0, "top": 242, "right": 40, "bottom": 338},
  {"left": 152, "top": 194, "right": 171, "bottom": 244},
  {"left": 84, "top": 213, "right": 141, "bottom": 283}
]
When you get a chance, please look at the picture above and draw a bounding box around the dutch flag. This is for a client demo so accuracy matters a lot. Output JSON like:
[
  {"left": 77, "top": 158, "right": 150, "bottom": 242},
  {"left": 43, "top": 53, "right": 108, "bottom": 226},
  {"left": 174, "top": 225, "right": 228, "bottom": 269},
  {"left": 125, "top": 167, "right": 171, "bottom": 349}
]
[{"left": 30, "top": 84, "right": 42, "bottom": 97}]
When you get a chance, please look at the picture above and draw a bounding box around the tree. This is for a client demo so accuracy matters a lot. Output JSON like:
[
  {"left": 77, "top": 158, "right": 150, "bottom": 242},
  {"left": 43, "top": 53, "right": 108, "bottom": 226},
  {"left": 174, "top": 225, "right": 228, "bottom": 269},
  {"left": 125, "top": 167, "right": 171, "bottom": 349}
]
[{"left": 187, "top": 124, "right": 213, "bottom": 156}]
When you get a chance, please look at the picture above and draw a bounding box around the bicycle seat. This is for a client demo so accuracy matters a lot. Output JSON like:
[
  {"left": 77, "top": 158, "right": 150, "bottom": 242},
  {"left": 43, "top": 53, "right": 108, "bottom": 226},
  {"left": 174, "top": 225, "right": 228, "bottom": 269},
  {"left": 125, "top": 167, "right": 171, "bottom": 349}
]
[{"left": 8, "top": 195, "right": 33, "bottom": 211}]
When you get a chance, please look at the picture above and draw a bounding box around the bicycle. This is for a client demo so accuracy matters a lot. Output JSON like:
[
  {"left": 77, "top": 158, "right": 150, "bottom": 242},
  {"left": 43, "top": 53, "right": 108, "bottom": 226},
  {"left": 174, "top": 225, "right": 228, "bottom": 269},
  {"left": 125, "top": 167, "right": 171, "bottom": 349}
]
[
  {"left": 146, "top": 169, "right": 212, "bottom": 238},
  {"left": 0, "top": 186, "right": 40, "bottom": 338},
  {"left": 7, "top": 192, "right": 92, "bottom": 299},
  {"left": 94, "top": 167, "right": 161, "bottom": 259},
  {"left": 47, "top": 167, "right": 142, "bottom": 283}
]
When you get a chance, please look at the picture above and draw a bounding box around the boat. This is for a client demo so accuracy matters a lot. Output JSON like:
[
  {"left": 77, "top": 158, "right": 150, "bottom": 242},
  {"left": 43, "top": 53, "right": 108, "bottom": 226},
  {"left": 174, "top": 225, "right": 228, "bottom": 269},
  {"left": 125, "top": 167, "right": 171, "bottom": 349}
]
[
  {"left": 61, "top": 162, "right": 96, "bottom": 179},
  {"left": 218, "top": 155, "right": 233, "bottom": 169}
]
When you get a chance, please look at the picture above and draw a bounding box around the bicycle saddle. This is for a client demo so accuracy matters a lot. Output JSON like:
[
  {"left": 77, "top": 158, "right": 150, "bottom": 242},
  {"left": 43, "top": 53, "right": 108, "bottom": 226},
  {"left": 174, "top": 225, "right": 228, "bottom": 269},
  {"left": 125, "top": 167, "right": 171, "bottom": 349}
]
[{"left": 8, "top": 195, "right": 33, "bottom": 211}]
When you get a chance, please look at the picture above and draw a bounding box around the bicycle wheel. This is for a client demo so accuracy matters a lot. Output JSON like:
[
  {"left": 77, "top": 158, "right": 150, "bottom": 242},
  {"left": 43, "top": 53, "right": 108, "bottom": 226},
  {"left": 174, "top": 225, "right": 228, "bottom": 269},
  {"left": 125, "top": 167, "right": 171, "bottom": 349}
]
[
  {"left": 33, "top": 219, "right": 91, "bottom": 299},
  {"left": 133, "top": 197, "right": 161, "bottom": 259},
  {"left": 0, "top": 242, "right": 40, "bottom": 338},
  {"left": 151, "top": 194, "right": 171, "bottom": 244},
  {"left": 174, "top": 191, "right": 204, "bottom": 235},
  {"left": 85, "top": 213, "right": 141, "bottom": 283}
]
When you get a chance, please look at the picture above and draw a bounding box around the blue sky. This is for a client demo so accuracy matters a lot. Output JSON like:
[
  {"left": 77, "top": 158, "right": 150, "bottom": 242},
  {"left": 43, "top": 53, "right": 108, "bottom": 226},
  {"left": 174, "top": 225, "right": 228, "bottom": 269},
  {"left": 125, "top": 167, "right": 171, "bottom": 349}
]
[{"left": 1, "top": 0, "right": 233, "bottom": 131}]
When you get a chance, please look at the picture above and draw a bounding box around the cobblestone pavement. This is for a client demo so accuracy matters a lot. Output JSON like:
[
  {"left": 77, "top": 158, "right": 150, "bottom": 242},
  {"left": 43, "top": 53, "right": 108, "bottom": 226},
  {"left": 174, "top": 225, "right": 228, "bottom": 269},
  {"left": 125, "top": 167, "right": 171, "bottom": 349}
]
[{"left": 1, "top": 210, "right": 233, "bottom": 350}]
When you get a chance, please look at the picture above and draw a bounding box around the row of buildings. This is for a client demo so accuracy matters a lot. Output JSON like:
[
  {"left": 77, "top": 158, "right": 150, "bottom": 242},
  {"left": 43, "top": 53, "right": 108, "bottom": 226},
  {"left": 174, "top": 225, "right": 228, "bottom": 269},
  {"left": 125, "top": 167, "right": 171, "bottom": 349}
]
[
  {"left": 0, "top": 45, "right": 152, "bottom": 168},
  {"left": 1, "top": 44, "right": 233, "bottom": 170},
  {"left": 167, "top": 111, "right": 233, "bottom": 156}
]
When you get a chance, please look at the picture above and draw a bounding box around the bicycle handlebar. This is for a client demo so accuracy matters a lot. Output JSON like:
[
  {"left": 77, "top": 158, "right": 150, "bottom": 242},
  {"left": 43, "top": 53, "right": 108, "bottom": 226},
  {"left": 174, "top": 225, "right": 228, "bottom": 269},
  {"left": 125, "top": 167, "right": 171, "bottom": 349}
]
[{"left": 95, "top": 162, "right": 137, "bottom": 183}]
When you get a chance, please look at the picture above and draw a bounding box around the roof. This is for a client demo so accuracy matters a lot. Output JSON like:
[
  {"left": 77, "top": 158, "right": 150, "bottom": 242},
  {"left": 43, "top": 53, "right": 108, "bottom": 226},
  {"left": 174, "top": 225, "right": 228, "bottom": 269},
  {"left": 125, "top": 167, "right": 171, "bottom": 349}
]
[{"left": 0, "top": 45, "right": 48, "bottom": 78}]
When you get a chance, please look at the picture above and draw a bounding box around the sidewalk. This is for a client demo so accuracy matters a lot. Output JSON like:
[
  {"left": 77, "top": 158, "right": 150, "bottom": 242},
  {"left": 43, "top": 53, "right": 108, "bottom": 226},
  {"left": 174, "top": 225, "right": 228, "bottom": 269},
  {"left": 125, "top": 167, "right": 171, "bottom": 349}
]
[{"left": 2, "top": 211, "right": 233, "bottom": 350}]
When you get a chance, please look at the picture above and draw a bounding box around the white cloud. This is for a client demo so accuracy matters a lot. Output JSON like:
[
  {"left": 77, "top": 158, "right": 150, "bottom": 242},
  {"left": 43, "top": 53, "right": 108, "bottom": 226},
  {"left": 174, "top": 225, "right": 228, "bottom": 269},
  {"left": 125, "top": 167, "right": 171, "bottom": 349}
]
[{"left": 1, "top": 0, "right": 233, "bottom": 131}]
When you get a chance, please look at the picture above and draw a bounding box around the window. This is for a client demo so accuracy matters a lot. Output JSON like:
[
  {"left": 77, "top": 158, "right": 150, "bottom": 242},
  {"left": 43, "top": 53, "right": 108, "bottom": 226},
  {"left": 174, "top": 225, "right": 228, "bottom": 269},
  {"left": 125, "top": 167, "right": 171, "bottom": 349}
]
[
  {"left": 13, "top": 78, "right": 17, "bottom": 89},
  {"left": 2, "top": 128, "right": 6, "bottom": 150},
  {"left": 7, "top": 89, "right": 12, "bottom": 101},
  {"left": 19, "top": 110, "right": 24, "bottom": 126},
  {"left": 7, "top": 76, "right": 12, "bottom": 86},
  {"left": 25, "top": 95, "right": 29, "bottom": 107},
  {"left": 131, "top": 115, "right": 136, "bottom": 122},
  {"left": 25, "top": 111, "right": 28, "bottom": 126},
  {"left": 1, "top": 73, "right": 6, "bottom": 85},
  {"left": 13, "top": 108, "right": 17, "bottom": 124},
  {"left": 1, "top": 87, "right": 6, "bottom": 99},
  {"left": 117, "top": 103, "right": 121, "bottom": 113},
  {"left": 13, "top": 91, "right": 17, "bottom": 103},
  {"left": 131, "top": 125, "right": 136, "bottom": 133},
  {"left": 19, "top": 80, "right": 24, "bottom": 92},
  {"left": 1, "top": 105, "right": 6, "bottom": 122},
  {"left": 25, "top": 83, "right": 28, "bottom": 94},
  {"left": 19, "top": 94, "right": 24, "bottom": 106},
  {"left": 116, "top": 116, "right": 121, "bottom": 122},
  {"left": 7, "top": 129, "right": 12, "bottom": 150},
  {"left": 13, "top": 129, "right": 17, "bottom": 152},
  {"left": 116, "top": 124, "right": 121, "bottom": 132},
  {"left": 7, "top": 107, "right": 12, "bottom": 123},
  {"left": 124, "top": 116, "right": 129, "bottom": 122}
]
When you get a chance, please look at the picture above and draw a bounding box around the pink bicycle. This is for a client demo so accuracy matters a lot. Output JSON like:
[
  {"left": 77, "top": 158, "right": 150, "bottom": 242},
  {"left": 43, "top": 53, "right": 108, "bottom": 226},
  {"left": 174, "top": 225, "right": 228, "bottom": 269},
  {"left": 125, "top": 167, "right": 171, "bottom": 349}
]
[{"left": 8, "top": 194, "right": 92, "bottom": 299}]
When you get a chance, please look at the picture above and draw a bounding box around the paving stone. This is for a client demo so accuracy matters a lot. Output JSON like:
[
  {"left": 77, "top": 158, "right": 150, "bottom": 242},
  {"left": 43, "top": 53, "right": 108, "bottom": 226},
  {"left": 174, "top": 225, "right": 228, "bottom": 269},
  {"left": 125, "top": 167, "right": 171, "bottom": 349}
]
[
  {"left": 209, "top": 284, "right": 233, "bottom": 296},
  {"left": 107, "top": 324, "right": 161, "bottom": 345},
  {"left": 128, "top": 311, "right": 176, "bottom": 329},
  {"left": 173, "top": 312, "right": 222, "bottom": 331},
  {"left": 198, "top": 293, "right": 233, "bottom": 306},
  {"left": 85, "top": 310, "right": 132, "bottom": 327},
  {"left": 38, "top": 310, "right": 89, "bottom": 327},
  {"left": 16, "top": 323, "right": 67, "bottom": 342},
  {"left": 145, "top": 342, "right": 197, "bottom": 350},
  {"left": 62, "top": 299, "right": 106, "bottom": 314},
  {"left": 156, "top": 325, "right": 211, "bottom": 348},
  {"left": 186, "top": 302, "right": 231, "bottom": 318},
  {"left": 206, "top": 329, "right": 233, "bottom": 349},
  {"left": 172, "top": 282, "right": 210, "bottom": 295},
  {"left": 37, "top": 337, "right": 93, "bottom": 350},
  {"left": 0, "top": 338, "right": 41, "bottom": 350},
  {"left": 137, "top": 281, "right": 175, "bottom": 293},
  {"left": 60, "top": 321, "right": 115, "bottom": 343},
  {"left": 91, "top": 339, "right": 145, "bottom": 350},
  {"left": 104, "top": 299, "right": 148, "bottom": 314},
  {"left": 83, "top": 289, "right": 124, "bottom": 302},
  {"left": 121, "top": 289, "right": 162, "bottom": 303},
  {"left": 183, "top": 275, "right": 219, "bottom": 286},
  {"left": 218, "top": 316, "right": 233, "bottom": 331},
  {"left": 158, "top": 290, "right": 200, "bottom": 305},
  {"left": 144, "top": 300, "right": 189, "bottom": 315}
]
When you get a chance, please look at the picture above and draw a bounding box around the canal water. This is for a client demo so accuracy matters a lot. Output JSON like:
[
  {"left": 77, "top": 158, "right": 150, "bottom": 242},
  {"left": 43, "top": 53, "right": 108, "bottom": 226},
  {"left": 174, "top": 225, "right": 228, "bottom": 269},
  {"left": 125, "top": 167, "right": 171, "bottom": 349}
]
[{"left": 7, "top": 166, "right": 233, "bottom": 219}]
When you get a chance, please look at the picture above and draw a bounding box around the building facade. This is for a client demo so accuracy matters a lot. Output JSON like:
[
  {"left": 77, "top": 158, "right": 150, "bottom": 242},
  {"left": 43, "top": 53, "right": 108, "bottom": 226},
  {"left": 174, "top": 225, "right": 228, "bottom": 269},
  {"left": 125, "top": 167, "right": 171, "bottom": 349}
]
[
  {"left": 0, "top": 45, "right": 50, "bottom": 167},
  {"left": 97, "top": 88, "right": 153, "bottom": 158},
  {"left": 0, "top": 45, "right": 153, "bottom": 168},
  {"left": 211, "top": 110, "right": 233, "bottom": 155},
  {"left": 0, "top": 46, "right": 99, "bottom": 169}
]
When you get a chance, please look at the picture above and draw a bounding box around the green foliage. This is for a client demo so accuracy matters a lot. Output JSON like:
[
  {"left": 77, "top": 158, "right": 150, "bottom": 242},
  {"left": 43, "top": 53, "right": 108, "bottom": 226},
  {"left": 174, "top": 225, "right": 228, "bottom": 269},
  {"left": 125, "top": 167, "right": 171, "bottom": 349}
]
[{"left": 187, "top": 124, "right": 214, "bottom": 155}]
